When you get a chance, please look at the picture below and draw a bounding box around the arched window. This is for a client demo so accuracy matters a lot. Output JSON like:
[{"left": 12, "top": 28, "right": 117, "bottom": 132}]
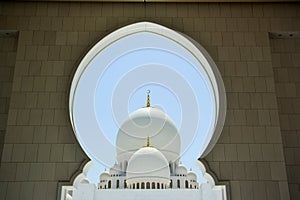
[
  {"left": 108, "top": 180, "right": 111, "bottom": 189},
  {"left": 185, "top": 180, "right": 188, "bottom": 189},
  {"left": 133, "top": 183, "right": 135, "bottom": 189},
  {"left": 177, "top": 180, "right": 180, "bottom": 188},
  {"left": 116, "top": 180, "right": 119, "bottom": 188},
  {"left": 141, "top": 182, "right": 145, "bottom": 189},
  {"left": 152, "top": 182, "right": 155, "bottom": 189},
  {"left": 137, "top": 183, "right": 139, "bottom": 189},
  {"left": 146, "top": 182, "right": 150, "bottom": 189},
  {"left": 157, "top": 182, "right": 160, "bottom": 189},
  {"left": 170, "top": 180, "right": 172, "bottom": 188},
  {"left": 70, "top": 22, "right": 227, "bottom": 184}
]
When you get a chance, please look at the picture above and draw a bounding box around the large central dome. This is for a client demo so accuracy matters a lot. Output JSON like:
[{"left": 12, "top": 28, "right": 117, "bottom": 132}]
[{"left": 116, "top": 107, "right": 181, "bottom": 163}]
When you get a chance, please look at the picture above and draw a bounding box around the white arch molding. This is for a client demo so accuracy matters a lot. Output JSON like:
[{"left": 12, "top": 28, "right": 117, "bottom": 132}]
[
  {"left": 69, "top": 21, "right": 226, "bottom": 161},
  {"left": 66, "top": 22, "right": 227, "bottom": 200}
]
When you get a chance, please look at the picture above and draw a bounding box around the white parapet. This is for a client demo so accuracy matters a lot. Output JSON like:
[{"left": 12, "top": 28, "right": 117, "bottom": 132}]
[{"left": 94, "top": 189, "right": 202, "bottom": 200}]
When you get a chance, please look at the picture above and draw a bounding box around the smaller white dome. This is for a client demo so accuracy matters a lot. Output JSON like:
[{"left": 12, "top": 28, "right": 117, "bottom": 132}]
[
  {"left": 187, "top": 170, "right": 197, "bottom": 180},
  {"left": 100, "top": 171, "right": 110, "bottom": 180},
  {"left": 126, "top": 146, "right": 170, "bottom": 183},
  {"left": 176, "top": 164, "right": 187, "bottom": 175}
]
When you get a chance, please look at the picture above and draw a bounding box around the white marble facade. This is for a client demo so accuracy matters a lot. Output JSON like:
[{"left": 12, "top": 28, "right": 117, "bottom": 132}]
[{"left": 61, "top": 96, "right": 227, "bottom": 200}]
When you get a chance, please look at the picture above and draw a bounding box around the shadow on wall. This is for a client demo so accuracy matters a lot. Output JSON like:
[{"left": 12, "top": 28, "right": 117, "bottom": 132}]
[{"left": 0, "top": 31, "right": 18, "bottom": 164}]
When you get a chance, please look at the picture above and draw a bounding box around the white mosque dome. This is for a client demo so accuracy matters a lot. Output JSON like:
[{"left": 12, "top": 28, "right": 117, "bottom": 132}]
[
  {"left": 116, "top": 106, "right": 181, "bottom": 163},
  {"left": 126, "top": 146, "right": 170, "bottom": 184},
  {"left": 187, "top": 170, "right": 197, "bottom": 180},
  {"left": 99, "top": 171, "right": 110, "bottom": 180},
  {"left": 176, "top": 164, "right": 187, "bottom": 175}
]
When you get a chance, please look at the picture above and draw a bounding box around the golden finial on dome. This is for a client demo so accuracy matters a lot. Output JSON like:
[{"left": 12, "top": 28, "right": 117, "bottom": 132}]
[
  {"left": 146, "top": 136, "right": 152, "bottom": 147},
  {"left": 146, "top": 90, "right": 151, "bottom": 107}
]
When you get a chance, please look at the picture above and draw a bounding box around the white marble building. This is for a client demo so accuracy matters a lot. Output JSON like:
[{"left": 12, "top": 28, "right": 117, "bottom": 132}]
[
  {"left": 98, "top": 92, "right": 199, "bottom": 191},
  {"left": 62, "top": 93, "right": 226, "bottom": 200}
]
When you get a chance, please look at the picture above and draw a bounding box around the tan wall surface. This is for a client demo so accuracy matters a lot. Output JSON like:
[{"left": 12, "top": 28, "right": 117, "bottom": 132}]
[
  {"left": 0, "top": 2, "right": 299, "bottom": 200},
  {"left": 271, "top": 38, "right": 300, "bottom": 200},
  {"left": 0, "top": 36, "right": 17, "bottom": 163}
]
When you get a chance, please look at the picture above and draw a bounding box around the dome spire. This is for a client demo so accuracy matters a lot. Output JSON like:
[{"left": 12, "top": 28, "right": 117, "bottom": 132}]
[
  {"left": 146, "top": 136, "right": 152, "bottom": 147},
  {"left": 146, "top": 90, "right": 151, "bottom": 107}
]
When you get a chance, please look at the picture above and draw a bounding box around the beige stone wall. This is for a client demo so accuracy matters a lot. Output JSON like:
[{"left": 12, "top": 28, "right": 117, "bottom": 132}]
[
  {"left": 0, "top": 2, "right": 299, "bottom": 200},
  {"left": 270, "top": 38, "right": 300, "bottom": 200}
]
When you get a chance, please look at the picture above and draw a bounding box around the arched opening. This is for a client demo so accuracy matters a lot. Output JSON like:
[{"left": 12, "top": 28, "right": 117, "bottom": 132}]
[
  {"left": 146, "top": 182, "right": 150, "bottom": 189},
  {"left": 108, "top": 180, "right": 111, "bottom": 189},
  {"left": 141, "top": 182, "right": 145, "bottom": 189},
  {"left": 170, "top": 180, "right": 172, "bottom": 188},
  {"left": 177, "top": 180, "right": 180, "bottom": 188},
  {"left": 70, "top": 22, "right": 227, "bottom": 179},
  {"left": 137, "top": 183, "right": 139, "bottom": 189},
  {"left": 185, "top": 180, "right": 188, "bottom": 188},
  {"left": 133, "top": 183, "right": 135, "bottom": 189},
  {"left": 124, "top": 180, "right": 127, "bottom": 188},
  {"left": 157, "top": 182, "right": 160, "bottom": 189},
  {"left": 65, "top": 21, "right": 228, "bottom": 200},
  {"left": 152, "top": 182, "right": 155, "bottom": 189},
  {"left": 116, "top": 180, "right": 119, "bottom": 188}
]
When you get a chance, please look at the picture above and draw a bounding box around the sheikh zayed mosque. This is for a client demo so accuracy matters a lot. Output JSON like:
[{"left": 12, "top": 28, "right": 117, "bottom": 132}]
[
  {"left": 68, "top": 92, "right": 226, "bottom": 200},
  {"left": 2, "top": 2, "right": 299, "bottom": 199}
]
